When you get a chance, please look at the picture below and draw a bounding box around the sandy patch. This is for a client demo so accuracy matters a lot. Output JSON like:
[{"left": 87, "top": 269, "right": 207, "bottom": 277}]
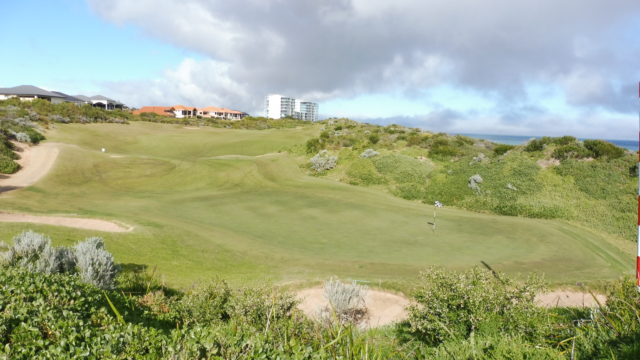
[
  {"left": 536, "top": 158, "right": 560, "bottom": 169},
  {"left": 535, "top": 290, "right": 606, "bottom": 308},
  {"left": 0, "top": 212, "right": 133, "bottom": 233},
  {"left": 183, "top": 126, "right": 200, "bottom": 130},
  {"left": 296, "top": 287, "right": 409, "bottom": 328},
  {"left": 0, "top": 142, "right": 60, "bottom": 192}
]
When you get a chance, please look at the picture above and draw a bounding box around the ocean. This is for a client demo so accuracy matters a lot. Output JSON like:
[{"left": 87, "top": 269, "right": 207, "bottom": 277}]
[{"left": 457, "top": 133, "right": 637, "bottom": 151}]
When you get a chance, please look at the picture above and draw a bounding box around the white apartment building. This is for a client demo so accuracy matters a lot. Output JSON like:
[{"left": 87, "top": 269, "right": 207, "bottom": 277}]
[
  {"left": 294, "top": 100, "right": 318, "bottom": 121},
  {"left": 265, "top": 94, "right": 318, "bottom": 121}
]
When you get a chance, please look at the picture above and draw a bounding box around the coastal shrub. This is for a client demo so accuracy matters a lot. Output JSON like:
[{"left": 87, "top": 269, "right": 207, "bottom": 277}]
[
  {"left": 0, "top": 266, "right": 166, "bottom": 359},
  {"left": 572, "top": 277, "right": 640, "bottom": 359},
  {"left": 346, "top": 158, "right": 386, "bottom": 185},
  {"left": 305, "top": 137, "right": 322, "bottom": 154},
  {"left": 368, "top": 133, "right": 380, "bottom": 144},
  {"left": 493, "top": 144, "right": 515, "bottom": 155},
  {"left": 74, "top": 237, "right": 118, "bottom": 289},
  {"left": 360, "top": 148, "right": 379, "bottom": 158},
  {"left": 321, "top": 278, "right": 367, "bottom": 324},
  {"left": 468, "top": 174, "right": 483, "bottom": 192},
  {"left": 178, "top": 279, "right": 231, "bottom": 325},
  {"left": 583, "top": 139, "right": 625, "bottom": 159},
  {"left": 403, "top": 267, "right": 547, "bottom": 346},
  {"left": 4, "top": 230, "right": 52, "bottom": 272},
  {"left": 49, "top": 114, "right": 71, "bottom": 123},
  {"left": 551, "top": 143, "right": 592, "bottom": 160},
  {"left": 13, "top": 131, "right": 30, "bottom": 143},
  {"left": 373, "top": 154, "right": 432, "bottom": 184},
  {"left": 228, "top": 287, "right": 298, "bottom": 328},
  {"left": 554, "top": 135, "right": 577, "bottom": 145},
  {"left": 310, "top": 150, "right": 337, "bottom": 172},
  {"left": 0, "top": 156, "right": 20, "bottom": 173},
  {"left": 3, "top": 231, "right": 77, "bottom": 275},
  {"left": 524, "top": 138, "right": 545, "bottom": 152}
]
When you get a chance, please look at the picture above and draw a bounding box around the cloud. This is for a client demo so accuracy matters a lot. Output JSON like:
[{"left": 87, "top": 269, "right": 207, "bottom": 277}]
[
  {"left": 102, "top": 58, "right": 252, "bottom": 109},
  {"left": 88, "top": 0, "right": 640, "bottom": 133},
  {"left": 363, "top": 106, "right": 635, "bottom": 140}
]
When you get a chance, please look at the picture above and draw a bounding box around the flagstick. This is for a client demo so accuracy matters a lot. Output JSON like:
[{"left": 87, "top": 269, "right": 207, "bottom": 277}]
[{"left": 637, "top": 81, "right": 640, "bottom": 291}]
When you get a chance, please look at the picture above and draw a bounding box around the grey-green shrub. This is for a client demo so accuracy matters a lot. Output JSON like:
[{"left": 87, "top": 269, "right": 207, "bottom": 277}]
[
  {"left": 321, "top": 278, "right": 368, "bottom": 324},
  {"left": 74, "top": 237, "right": 118, "bottom": 289},
  {"left": 5, "top": 230, "right": 56, "bottom": 274},
  {"left": 13, "top": 131, "right": 31, "bottom": 143},
  {"left": 468, "top": 174, "right": 483, "bottom": 192},
  {"left": 310, "top": 150, "right": 337, "bottom": 172},
  {"left": 38, "top": 246, "right": 77, "bottom": 275},
  {"left": 360, "top": 148, "right": 379, "bottom": 158}
]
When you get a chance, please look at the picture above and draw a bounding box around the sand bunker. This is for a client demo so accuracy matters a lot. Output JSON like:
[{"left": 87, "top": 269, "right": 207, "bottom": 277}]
[
  {"left": 0, "top": 142, "right": 60, "bottom": 192},
  {"left": 535, "top": 290, "right": 606, "bottom": 308},
  {"left": 296, "top": 287, "right": 409, "bottom": 328},
  {"left": 0, "top": 212, "right": 133, "bottom": 233}
]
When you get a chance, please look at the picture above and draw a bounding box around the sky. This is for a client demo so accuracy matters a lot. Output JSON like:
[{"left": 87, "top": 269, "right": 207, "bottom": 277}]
[{"left": 1, "top": 0, "right": 639, "bottom": 140}]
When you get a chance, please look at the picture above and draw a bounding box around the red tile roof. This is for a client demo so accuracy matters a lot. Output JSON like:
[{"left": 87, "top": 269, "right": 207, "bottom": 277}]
[
  {"left": 132, "top": 106, "right": 173, "bottom": 116},
  {"left": 172, "top": 105, "right": 196, "bottom": 111}
]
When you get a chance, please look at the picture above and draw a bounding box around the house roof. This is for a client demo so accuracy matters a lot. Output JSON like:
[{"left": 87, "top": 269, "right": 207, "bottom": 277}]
[
  {"left": 90, "top": 95, "right": 114, "bottom": 101},
  {"left": 90, "top": 95, "right": 123, "bottom": 105},
  {"left": 199, "top": 106, "right": 225, "bottom": 112},
  {"left": 51, "top": 91, "right": 84, "bottom": 103},
  {"left": 200, "top": 106, "right": 245, "bottom": 114},
  {"left": 0, "top": 85, "right": 64, "bottom": 98},
  {"left": 219, "top": 107, "right": 245, "bottom": 114},
  {"left": 172, "top": 105, "right": 196, "bottom": 111},
  {"left": 73, "top": 95, "right": 92, "bottom": 102},
  {"left": 132, "top": 106, "right": 174, "bottom": 116}
]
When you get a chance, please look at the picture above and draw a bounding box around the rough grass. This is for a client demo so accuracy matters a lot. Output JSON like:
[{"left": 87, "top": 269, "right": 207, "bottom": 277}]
[{"left": 0, "top": 122, "right": 631, "bottom": 288}]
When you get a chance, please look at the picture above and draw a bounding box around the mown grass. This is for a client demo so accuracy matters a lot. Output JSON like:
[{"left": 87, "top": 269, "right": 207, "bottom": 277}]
[{"left": 0, "top": 122, "right": 632, "bottom": 288}]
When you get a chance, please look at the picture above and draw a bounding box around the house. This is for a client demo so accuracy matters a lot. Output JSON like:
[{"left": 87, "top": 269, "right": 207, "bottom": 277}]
[
  {"left": 198, "top": 106, "right": 248, "bottom": 120},
  {"left": 132, "top": 106, "right": 174, "bottom": 117},
  {"left": 171, "top": 105, "right": 197, "bottom": 118},
  {"left": 0, "top": 85, "right": 65, "bottom": 103},
  {"left": 0, "top": 84, "right": 127, "bottom": 110},
  {"left": 87, "top": 95, "right": 125, "bottom": 110},
  {"left": 133, "top": 105, "right": 248, "bottom": 120},
  {"left": 73, "top": 95, "right": 92, "bottom": 105}
]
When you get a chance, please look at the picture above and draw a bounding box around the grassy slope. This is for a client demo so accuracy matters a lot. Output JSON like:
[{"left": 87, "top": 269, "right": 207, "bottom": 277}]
[{"left": 0, "top": 122, "right": 631, "bottom": 287}]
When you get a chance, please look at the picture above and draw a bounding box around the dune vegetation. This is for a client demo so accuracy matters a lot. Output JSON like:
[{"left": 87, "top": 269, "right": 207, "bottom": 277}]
[
  {"left": 306, "top": 118, "right": 637, "bottom": 243},
  {"left": 1, "top": 237, "right": 638, "bottom": 359}
]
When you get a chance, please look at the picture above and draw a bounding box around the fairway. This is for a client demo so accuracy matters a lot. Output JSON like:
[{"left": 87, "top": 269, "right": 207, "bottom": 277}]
[{"left": 0, "top": 122, "right": 631, "bottom": 287}]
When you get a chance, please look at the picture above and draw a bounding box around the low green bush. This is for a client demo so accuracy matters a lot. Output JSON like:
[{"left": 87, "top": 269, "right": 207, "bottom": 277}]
[
  {"left": 0, "top": 156, "right": 20, "bottom": 173},
  {"left": 493, "top": 144, "right": 515, "bottom": 155},
  {"left": 372, "top": 154, "right": 432, "bottom": 184},
  {"left": 583, "top": 139, "right": 625, "bottom": 159},
  {"left": 402, "top": 267, "right": 548, "bottom": 347},
  {"left": 551, "top": 143, "right": 592, "bottom": 160},
  {"left": 345, "top": 158, "right": 387, "bottom": 186}
]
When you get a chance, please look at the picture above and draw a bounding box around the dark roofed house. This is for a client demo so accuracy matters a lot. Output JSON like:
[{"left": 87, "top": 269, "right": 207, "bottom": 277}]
[
  {"left": 88, "top": 95, "right": 125, "bottom": 110},
  {"left": 50, "top": 91, "right": 85, "bottom": 105},
  {"left": 0, "top": 85, "right": 65, "bottom": 102},
  {"left": 0, "top": 85, "right": 127, "bottom": 110}
]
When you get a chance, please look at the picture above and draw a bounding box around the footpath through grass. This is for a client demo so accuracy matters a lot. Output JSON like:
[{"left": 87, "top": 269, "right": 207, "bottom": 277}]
[{"left": 0, "top": 122, "right": 631, "bottom": 288}]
